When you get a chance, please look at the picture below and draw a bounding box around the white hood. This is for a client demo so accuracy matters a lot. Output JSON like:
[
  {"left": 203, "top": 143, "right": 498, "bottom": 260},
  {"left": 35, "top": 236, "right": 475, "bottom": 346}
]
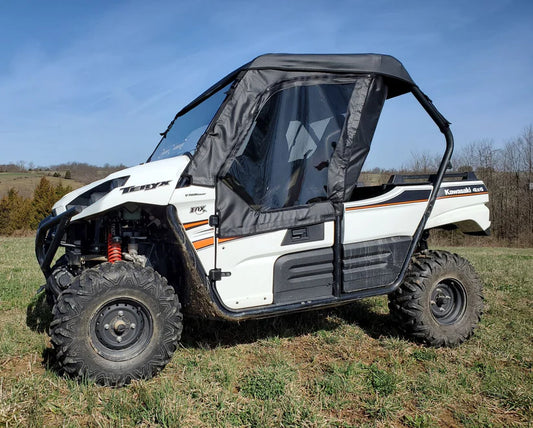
[{"left": 53, "top": 156, "right": 190, "bottom": 221}]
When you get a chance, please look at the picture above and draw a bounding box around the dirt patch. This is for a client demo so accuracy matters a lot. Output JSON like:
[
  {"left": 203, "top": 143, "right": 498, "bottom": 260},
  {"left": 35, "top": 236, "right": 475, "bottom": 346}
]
[{"left": 0, "top": 353, "right": 46, "bottom": 379}]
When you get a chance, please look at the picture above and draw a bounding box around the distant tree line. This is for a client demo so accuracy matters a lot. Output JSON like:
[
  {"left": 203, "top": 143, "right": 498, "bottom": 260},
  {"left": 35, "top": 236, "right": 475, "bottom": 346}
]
[
  {"left": 49, "top": 162, "right": 127, "bottom": 184},
  {"left": 0, "top": 177, "right": 72, "bottom": 235}
]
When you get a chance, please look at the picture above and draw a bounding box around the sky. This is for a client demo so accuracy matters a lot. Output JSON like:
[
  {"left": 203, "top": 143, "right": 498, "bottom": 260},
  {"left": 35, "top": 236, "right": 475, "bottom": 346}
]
[{"left": 0, "top": 0, "right": 531, "bottom": 168}]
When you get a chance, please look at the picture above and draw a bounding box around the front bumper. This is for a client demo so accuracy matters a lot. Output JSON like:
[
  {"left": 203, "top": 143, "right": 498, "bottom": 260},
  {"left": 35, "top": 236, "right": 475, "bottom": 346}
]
[{"left": 35, "top": 207, "right": 80, "bottom": 277}]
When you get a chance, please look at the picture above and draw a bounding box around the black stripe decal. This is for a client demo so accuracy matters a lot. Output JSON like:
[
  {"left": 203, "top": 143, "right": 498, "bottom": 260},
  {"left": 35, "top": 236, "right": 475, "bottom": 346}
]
[{"left": 346, "top": 189, "right": 431, "bottom": 210}]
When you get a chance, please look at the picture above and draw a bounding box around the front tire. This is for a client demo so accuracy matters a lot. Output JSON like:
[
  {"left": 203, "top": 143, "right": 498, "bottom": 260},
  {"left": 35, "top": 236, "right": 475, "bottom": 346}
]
[
  {"left": 45, "top": 255, "right": 73, "bottom": 306},
  {"left": 388, "top": 250, "right": 483, "bottom": 347},
  {"left": 50, "top": 262, "right": 182, "bottom": 386}
]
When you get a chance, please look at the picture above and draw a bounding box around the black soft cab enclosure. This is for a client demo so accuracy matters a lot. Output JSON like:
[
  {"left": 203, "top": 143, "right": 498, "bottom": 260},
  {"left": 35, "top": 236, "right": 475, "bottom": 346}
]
[{"left": 183, "top": 54, "right": 435, "bottom": 238}]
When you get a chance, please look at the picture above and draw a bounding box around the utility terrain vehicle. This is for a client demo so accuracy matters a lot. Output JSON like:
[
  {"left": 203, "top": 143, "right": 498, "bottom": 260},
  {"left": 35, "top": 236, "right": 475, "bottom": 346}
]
[{"left": 36, "top": 54, "right": 490, "bottom": 386}]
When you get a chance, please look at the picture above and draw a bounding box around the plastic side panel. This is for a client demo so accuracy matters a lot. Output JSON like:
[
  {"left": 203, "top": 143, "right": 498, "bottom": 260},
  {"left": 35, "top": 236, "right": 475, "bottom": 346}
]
[
  {"left": 184, "top": 228, "right": 215, "bottom": 274},
  {"left": 342, "top": 237, "right": 411, "bottom": 292},
  {"left": 169, "top": 186, "right": 216, "bottom": 272},
  {"left": 426, "top": 191, "right": 490, "bottom": 232},
  {"left": 170, "top": 186, "right": 215, "bottom": 225},
  {"left": 342, "top": 186, "right": 431, "bottom": 244},
  {"left": 426, "top": 186, "right": 490, "bottom": 232},
  {"left": 273, "top": 248, "right": 334, "bottom": 304},
  {"left": 215, "top": 222, "right": 334, "bottom": 310},
  {"left": 343, "top": 201, "right": 428, "bottom": 243}
]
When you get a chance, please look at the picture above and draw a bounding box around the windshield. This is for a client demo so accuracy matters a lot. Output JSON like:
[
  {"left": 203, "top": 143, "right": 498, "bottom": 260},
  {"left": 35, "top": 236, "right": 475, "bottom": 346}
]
[{"left": 149, "top": 81, "right": 233, "bottom": 162}]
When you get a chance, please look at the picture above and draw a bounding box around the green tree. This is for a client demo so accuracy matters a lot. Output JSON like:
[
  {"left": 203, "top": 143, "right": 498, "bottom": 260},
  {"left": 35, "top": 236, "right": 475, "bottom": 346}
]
[
  {"left": 0, "top": 188, "right": 32, "bottom": 234},
  {"left": 54, "top": 182, "right": 73, "bottom": 200},
  {"left": 31, "top": 177, "right": 57, "bottom": 229},
  {"left": 0, "top": 193, "right": 11, "bottom": 234}
]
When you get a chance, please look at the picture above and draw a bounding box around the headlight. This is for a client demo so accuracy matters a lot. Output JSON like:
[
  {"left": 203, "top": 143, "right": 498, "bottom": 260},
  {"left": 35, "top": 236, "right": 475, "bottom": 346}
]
[
  {"left": 67, "top": 176, "right": 130, "bottom": 209},
  {"left": 110, "top": 176, "right": 129, "bottom": 190}
]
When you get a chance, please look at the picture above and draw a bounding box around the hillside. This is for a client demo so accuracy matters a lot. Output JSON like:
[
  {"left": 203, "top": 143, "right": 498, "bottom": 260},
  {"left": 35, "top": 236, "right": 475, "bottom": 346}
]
[
  {"left": 0, "top": 171, "right": 84, "bottom": 199},
  {"left": 0, "top": 162, "right": 127, "bottom": 199}
]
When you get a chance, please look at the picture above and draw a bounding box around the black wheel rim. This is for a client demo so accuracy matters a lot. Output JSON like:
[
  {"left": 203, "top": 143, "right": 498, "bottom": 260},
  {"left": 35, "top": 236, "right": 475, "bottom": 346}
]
[
  {"left": 430, "top": 279, "right": 467, "bottom": 325},
  {"left": 90, "top": 299, "right": 153, "bottom": 362}
]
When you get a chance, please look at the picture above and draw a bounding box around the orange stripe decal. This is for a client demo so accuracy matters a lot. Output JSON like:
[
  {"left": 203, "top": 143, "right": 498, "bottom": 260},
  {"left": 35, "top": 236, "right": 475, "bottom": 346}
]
[
  {"left": 437, "top": 191, "right": 488, "bottom": 200},
  {"left": 219, "top": 237, "right": 238, "bottom": 243},
  {"left": 193, "top": 237, "right": 214, "bottom": 250},
  {"left": 192, "top": 236, "right": 240, "bottom": 250},
  {"left": 184, "top": 220, "right": 209, "bottom": 230},
  {"left": 346, "top": 199, "right": 427, "bottom": 211}
]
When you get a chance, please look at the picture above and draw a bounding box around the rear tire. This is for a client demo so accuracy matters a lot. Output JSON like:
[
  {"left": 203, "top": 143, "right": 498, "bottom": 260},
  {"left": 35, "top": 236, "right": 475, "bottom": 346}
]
[
  {"left": 50, "top": 261, "right": 182, "bottom": 386},
  {"left": 388, "top": 250, "right": 483, "bottom": 347}
]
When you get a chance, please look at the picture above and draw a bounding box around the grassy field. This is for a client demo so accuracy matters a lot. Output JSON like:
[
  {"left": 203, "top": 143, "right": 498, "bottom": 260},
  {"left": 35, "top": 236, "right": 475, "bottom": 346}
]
[
  {"left": 0, "top": 172, "right": 84, "bottom": 199},
  {"left": 0, "top": 237, "right": 531, "bottom": 427}
]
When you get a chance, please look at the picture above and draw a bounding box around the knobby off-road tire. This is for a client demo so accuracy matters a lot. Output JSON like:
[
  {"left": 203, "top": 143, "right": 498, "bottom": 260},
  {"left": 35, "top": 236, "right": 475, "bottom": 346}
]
[
  {"left": 388, "top": 250, "right": 483, "bottom": 347},
  {"left": 50, "top": 261, "right": 182, "bottom": 386},
  {"left": 45, "top": 256, "right": 74, "bottom": 306}
]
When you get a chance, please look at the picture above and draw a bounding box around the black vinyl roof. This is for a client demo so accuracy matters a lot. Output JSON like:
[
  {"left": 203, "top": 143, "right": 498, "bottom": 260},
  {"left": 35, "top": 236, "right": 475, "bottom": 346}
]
[
  {"left": 177, "top": 54, "right": 415, "bottom": 118},
  {"left": 244, "top": 53, "right": 414, "bottom": 85}
]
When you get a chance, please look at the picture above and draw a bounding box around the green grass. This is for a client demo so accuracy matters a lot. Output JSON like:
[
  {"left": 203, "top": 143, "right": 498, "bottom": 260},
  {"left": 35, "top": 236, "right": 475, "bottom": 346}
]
[{"left": 0, "top": 237, "right": 532, "bottom": 426}]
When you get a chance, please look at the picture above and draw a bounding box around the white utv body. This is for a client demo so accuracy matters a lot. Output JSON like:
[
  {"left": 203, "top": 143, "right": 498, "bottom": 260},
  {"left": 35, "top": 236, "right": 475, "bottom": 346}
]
[{"left": 36, "top": 54, "right": 489, "bottom": 386}]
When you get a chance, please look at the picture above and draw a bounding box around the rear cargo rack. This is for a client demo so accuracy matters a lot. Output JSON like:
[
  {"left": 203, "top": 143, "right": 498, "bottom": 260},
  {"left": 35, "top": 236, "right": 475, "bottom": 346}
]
[{"left": 388, "top": 171, "right": 479, "bottom": 185}]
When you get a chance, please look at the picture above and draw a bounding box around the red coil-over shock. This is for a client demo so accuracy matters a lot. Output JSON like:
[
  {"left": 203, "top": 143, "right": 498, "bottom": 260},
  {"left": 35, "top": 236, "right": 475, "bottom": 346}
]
[{"left": 107, "top": 231, "right": 122, "bottom": 263}]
